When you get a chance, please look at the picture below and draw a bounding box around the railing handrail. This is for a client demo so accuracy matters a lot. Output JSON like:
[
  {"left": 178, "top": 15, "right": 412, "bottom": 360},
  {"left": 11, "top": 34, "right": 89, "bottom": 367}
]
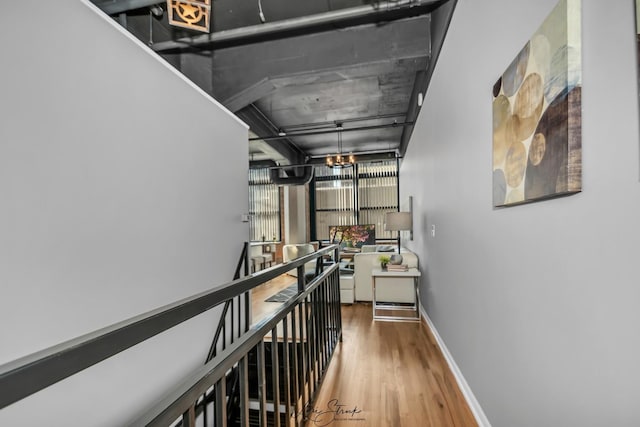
[
  {"left": 0, "top": 244, "right": 339, "bottom": 410},
  {"left": 130, "top": 262, "right": 340, "bottom": 426}
]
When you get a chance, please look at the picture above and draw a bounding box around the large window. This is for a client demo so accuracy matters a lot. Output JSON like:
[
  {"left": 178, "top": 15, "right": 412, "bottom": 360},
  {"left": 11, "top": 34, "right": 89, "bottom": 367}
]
[
  {"left": 249, "top": 168, "right": 281, "bottom": 242},
  {"left": 357, "top": 161, "right": 399, "bottom": 239},
  {"left": 312, "top": 159, "right": 398, "bottom": 241},
  {"left": 314, "top": 166, "right": 355, "bottom": 241}
]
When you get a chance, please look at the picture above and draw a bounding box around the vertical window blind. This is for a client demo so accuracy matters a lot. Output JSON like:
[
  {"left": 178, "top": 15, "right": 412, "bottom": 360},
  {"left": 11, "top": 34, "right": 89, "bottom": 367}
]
[
  {"left": 314, "top": 166, "right": 356, "bottom": 241},
  {"left": 357, "top": 160, "right": 398, "bottom": 240},
  {"left": 313, "top": 159, "right": 398, "bottom": 241},
  {"left": 249, "top": 168, "right": 281, "bottom": 242}
]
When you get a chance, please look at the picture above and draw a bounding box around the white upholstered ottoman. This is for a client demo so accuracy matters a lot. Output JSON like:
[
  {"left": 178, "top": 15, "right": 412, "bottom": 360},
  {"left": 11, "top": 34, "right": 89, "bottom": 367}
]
[{"left": 339, "top": 274, "right": 355, "bottom": 304}]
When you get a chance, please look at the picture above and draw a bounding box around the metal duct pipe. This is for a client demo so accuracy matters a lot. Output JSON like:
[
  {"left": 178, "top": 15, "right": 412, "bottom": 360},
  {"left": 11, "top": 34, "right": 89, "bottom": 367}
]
[
  {"left": 152, "top": 0, "right": 444, "bottom": 51},
  {"left": 250, "top": 160, "right": 314, "bottom": 185},
  {"left": 269, "top": 165, "right": 315, "bottom": 186},
  {"left": 249, "top": 159, "right": 280, "bottom": 169}
]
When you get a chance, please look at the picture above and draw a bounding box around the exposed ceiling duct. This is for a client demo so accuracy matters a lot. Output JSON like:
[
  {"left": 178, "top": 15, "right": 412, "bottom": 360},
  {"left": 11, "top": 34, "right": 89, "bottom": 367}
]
[
  {"left": 266, "top": 162, "right": 315, "bottom": 186},
  {"left": 91, "top": 0, "right": 458, "bottom": 167}
]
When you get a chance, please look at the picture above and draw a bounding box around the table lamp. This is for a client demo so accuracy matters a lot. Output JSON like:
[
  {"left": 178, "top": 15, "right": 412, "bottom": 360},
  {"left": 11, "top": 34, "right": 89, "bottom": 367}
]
[{"left": 384, "top": 211, "right": 412, "bottom": 263}]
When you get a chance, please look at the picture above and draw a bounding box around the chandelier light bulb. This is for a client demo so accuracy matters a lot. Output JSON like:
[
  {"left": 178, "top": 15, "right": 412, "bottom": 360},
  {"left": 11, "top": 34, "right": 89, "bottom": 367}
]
[{"left": 326, "top": 122, "right": 355, "bottom": 168}]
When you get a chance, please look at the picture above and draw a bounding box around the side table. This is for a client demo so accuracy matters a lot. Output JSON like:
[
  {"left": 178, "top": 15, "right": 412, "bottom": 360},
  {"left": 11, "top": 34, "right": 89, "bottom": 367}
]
[{"left": 371, "top": 268, "right": 421, "bottom": 322}]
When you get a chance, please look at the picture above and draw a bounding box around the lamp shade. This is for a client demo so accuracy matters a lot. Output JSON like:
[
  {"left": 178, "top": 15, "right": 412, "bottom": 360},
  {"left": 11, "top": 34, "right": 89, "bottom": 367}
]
[{"left": 384, "top": 212, "right": 412, "bottom": 231}]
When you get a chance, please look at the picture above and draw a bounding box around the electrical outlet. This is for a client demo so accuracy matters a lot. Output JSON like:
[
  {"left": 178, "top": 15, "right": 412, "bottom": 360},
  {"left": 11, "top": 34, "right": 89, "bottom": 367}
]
[{"left": 431, "top": 224, "right": 436, "bottom": 237}]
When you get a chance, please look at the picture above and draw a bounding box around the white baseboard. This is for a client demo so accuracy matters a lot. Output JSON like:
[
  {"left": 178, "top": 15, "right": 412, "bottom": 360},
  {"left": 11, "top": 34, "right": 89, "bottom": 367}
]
[{"left": 420, "top": 304, "right": 492, "bottom": 427}]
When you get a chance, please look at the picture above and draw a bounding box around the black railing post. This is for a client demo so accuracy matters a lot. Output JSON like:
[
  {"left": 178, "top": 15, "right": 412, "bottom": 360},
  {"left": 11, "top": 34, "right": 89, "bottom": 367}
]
[
  {"left": 297, "top": 265, "right": 306, "bottom": 292},
  {"left": 271, "top": 325, "right": 281, "bottom": 427},
  {"left": 214, "top": 377, "right": 226, "bottom": 426},
  {"left": 290, "top": 309, "right": 301, "bottom": 427},
  {"left": 256, "top": 340, "right": 268, "bottom": 427},
  {"left": 282, "top": 315, "right": 292, "bottom": 423},
  {"left": 239, "top": 356, "right": 250, "bottom": 427}
]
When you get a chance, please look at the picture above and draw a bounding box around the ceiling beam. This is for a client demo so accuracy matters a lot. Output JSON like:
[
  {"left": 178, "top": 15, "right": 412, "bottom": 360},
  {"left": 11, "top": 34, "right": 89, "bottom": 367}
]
[
  {"left": 151, "top": 0, "right": 444, "bottom": 52},
  {"left": 398, "top": 0, "right": 457, "bottom": 156},
  {"left": 208, "top": 15, "right": 430, "bottom": 106},
  {"left": 223, "top": 78, "right": 279, "bottom": 114},
  {"left": 239, "top": 106, "right": 306, "bottom": 165},
  {"left": 220, "top": 54, "right": 427, "bottom": 113},
  {"left": 94, "top": 0, "right": 162, "bottom": 15},
  {"left": 398, "top": 70, "right": 428, "bottom": 157}
]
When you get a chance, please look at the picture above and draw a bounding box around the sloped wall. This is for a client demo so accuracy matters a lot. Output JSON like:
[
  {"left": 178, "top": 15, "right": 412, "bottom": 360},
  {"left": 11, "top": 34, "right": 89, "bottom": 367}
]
[
  {"left": 0, "top": 1, "right": 248, "bottom": 425},
  {"left": 402, "top": 0, "right": 640, "bottom": 426}
]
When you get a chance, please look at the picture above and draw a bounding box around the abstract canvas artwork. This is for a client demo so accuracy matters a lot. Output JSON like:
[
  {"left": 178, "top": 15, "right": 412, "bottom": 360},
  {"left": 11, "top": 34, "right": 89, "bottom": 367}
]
[{"left": 492, "top": 0, "right": 582, "bottom": 207}]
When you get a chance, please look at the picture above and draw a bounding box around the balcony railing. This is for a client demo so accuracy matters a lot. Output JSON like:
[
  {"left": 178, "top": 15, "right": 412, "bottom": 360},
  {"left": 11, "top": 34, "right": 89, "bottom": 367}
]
[{"left": 0, "top": 244, "right": 342, "bottom": 427}]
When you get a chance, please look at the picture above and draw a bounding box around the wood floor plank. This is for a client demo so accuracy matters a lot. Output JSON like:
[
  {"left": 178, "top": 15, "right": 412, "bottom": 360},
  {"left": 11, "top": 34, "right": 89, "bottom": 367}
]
[
  {"left": 305, "top": 303, "right": 477, "bottom": 427},
  {"left": 251, "top": 273, "right": 298, "bottom": 324}
]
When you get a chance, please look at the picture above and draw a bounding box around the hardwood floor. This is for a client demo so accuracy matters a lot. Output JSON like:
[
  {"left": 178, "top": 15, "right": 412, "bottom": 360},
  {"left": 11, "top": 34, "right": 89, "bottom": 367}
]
[
  {"left": 250, "top": 272, "right": 298, "bottom": 324},
  {"left": 306, "top": 303, "right": 478, "bottom": 427},
  {"left": 250, "top": 277, "right": 477, "bottom": 427}
]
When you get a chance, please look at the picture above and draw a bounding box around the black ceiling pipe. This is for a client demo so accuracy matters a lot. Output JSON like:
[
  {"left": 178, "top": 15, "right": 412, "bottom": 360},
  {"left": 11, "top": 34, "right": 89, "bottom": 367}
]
[
  {"left": 151, "top": 0, "right": 446, "bottom": 52},
  {"left": 306, "top": 151, "right": 398, "bottom": 165},
  {"left": 94, "top": 0, "right": 163, "bottom": 15},
  {"left": 248, "top": 121, "right": 415, "bottom": 142}
]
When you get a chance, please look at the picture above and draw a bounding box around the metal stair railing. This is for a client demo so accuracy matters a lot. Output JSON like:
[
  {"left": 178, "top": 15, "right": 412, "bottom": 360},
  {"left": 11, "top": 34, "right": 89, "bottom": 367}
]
[
  {"left": 206, "top": 241, "right": 252, "bottom": 365},
  {"left": 0, "top": 244, "right": 342, "bottom": 427}
]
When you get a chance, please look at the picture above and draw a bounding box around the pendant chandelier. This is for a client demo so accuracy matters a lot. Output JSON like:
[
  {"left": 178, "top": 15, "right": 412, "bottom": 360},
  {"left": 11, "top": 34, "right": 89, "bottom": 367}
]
[{"left": 325, "top": 123, "right": 355, "bottom": 168}]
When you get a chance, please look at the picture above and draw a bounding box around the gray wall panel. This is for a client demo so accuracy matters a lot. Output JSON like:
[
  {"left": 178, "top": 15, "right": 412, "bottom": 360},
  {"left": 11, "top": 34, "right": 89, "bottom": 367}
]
[
  {"left": 402, "top": 0, "right": 640, "bottom": 426},
  {"left": 0, "top": 1, "right": 248, "bottom": 425}
]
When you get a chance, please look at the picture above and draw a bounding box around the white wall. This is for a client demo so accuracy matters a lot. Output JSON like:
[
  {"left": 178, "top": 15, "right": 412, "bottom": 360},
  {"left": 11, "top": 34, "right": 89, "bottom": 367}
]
[
  {"left": 0, "top": 1, "right": 248, "bottom": 425},
  {"left": 285, "top": 185, "right": 309, "bottom": 244},
  {"left": 402, "top": 0, "right": 640, "bottom": 426}
]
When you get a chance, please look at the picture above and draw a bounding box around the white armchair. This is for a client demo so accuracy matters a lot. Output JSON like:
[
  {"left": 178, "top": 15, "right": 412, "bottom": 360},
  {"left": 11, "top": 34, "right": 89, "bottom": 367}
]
[{"left": 282, "top": 243, "right": 317, "bottom": 278}]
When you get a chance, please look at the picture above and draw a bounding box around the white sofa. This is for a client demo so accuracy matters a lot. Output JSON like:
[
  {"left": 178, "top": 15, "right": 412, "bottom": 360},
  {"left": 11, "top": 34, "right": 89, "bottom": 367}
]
[
  {"left": 282, "top": 243, "right": 317, "bottom": 278},
  {"left": 360, "top": 244, "right": 397, "bottom": 253},
  {"left": 353, "top": 251, "right": 418, "bottom": 302}
]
